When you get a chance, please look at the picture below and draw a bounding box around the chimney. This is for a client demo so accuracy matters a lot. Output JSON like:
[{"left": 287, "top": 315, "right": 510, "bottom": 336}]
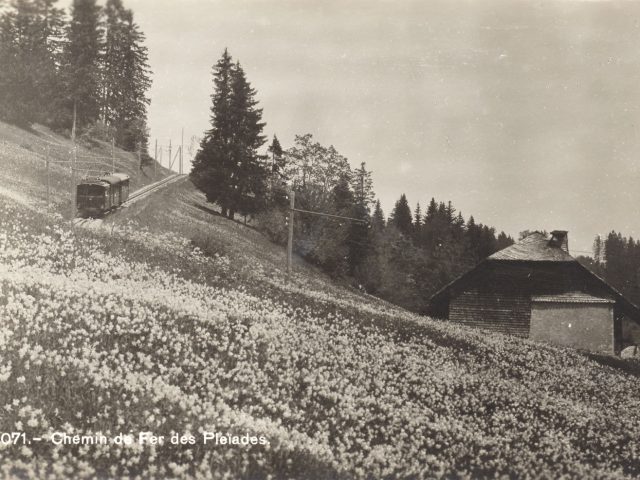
[{"left": 549, "top": 230, "right": 569, "bottom": 253}]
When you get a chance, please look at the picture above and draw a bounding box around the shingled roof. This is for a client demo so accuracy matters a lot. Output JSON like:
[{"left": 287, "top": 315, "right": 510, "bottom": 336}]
[
  {"left": 532, "top": 292, "right": 615, "bottom": 304},
  {"left": 428, "top": 229, "right": 640, "bottom": 324},
  {"left": 489, "top": 232, "right": 575, "bottom": 262}
]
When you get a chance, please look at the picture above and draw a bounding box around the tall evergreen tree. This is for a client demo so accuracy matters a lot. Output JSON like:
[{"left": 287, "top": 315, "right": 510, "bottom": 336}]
[
  {"left": 348, "top": 162, "right": 374, "bottom": 275},
  {"left": 390, "top": 193, "right": 413, "bottom": 236},
  {"left": 191, "top": 50, "right": 267, "bottom": 219},
  {"left": 371, "top": 200, "right": 385, "bottom": 231},
  {"left": 192, "top": 49, "right": 235, "bottom": 216},
  {"left": 413, "top": 202, "right": 422, "bottom": 239},
  {"left": 228, "top": 61, "right": 267, "bottom": 218},
  {"left": 0, "top": 0, "right": 64, "bottom": 126},
  {"left": 267, "top": 134, "right": 284, "bottom": 175},
  {"left": 59, "top": 0, "right": 102, "bottom": 130},
  {"left": 101, "top": 0, "right": 151, "bottom": 150}
]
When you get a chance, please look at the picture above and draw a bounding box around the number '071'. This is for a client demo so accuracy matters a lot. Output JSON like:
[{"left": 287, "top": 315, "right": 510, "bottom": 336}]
[{"left": 0, "top": 433, "right": 27, "bottom": 444}]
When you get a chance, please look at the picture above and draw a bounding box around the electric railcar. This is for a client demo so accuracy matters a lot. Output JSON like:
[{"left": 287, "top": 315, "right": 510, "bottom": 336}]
[{"left": 76, "top": 173, "right": 130, "bottom": 217}]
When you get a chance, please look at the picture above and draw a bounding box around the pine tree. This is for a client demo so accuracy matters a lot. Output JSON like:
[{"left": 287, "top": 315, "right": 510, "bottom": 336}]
[
  {"left": 268, "top": 134, "right": 284, "bottom": 175},
  {"left": 413, "top": 202, "right": 422, "bottom": 239},
  {"left": 192, "top": 49, "right": 234, "bottom": 216},
  {"left": 192, "top": 50, "right": 267, "bottom": 219},
  {"left": 371, "top": 200, "right": 385, "bottom": 231},
  {"left": 101, "top": 1, "right": 151, "bottom": 150},
  {"left": 0, "top": 0, "right": 64, "bottom": 126},
  {"left": 390, "top": 194, "right": 413, "bottom": 236},
  {"left": 347, "top": 163, "right": 374, "bottom": 275},
  {"left": 228, "top": 61, "right": 267, "bottom": 218},
  {"left": 59, "top": 0, "right": 102, "bottom": 130}
]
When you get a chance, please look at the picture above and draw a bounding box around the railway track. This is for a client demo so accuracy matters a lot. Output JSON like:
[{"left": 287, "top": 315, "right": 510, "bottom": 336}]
[
  {"left": 122, "top": 173, "right": 186, "bottom": 207},
  {"left": 74, "top": 174, "right": 186, "bottom": 227}
]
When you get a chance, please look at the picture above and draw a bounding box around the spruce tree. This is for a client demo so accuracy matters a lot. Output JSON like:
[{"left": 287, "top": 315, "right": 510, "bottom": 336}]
[
  {"left": 268, "top": 134, "right": 284, "bottom": 175},
  {"left": 0, "top": 0, "right": 64, "bottom": 126},
  {"left": 60, "top": 0, "right": 102, "bottom": 130},
  {"left": 390, "top": 193, "right": 413, "bottom": 236},
  {"left": 228, "top": 61, "right": 267, "bottom": 218},
  {"left": 102, "top": 1, "right": 151, "bottom": 150},
  {"left": 371, "top": 200, "right": 385, "bottom": 231},
  {"left": 191, "top": 49, "right": 234, "bottom": 216},
  {"left": 413, "top": 202, "right": 422, "bottom": 238},
  {"left": 348, "top": 162, "right": 374, "bottom": 274},
  {"left": 192, "top": 50, "right": 267, "bottom": 219}
]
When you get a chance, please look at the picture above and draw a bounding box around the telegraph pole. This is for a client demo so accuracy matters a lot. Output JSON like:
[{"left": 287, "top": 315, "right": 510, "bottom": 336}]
[
  {"left": 287, "top": 191, "right": 295, "bottom": 275},
  {"left": 46, "top": 145, "right": 50, "bottom": 209},
  {"left": 111, "top": 138, "right": 115, "bottom": 173},
  {"left": 285, "top": 189, "right": 368, "bottom": 277},
  {"left": 70, "top": 101, "right": 77, "bottom": 220},
  {"left": 154, "top": 139, "right": 158, "bottom": 180},
  {"left": 168, "top": 140, "right": 172, "bottom": 172},
  {"left": 180, "top": 128, "right": 184, "bottom": 175}
]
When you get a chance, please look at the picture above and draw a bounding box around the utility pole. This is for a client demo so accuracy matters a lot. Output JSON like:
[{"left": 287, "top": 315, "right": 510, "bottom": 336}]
[
  {"left": 111, "top": 138, "right": 115, "bottom": 173},
  {"left": 180, "top": 128, "right": 184, "bottom": 175},
  {"left": 287, "top": 191, "right": 295, "bottom": 275},
  {"left": 46, "top": 144, "right": 50, "bottom": 209},
  {"left": 154, "top": 139, "right": 158, "bottom": 181},
  {"left": 285, "top": 189, "right": 368, "bottom": 277},
  {"left": 168, "top": 140, "right": 172, "bottom": 172},
  {"left": 70, "top": 101, "right": 77, "bottom": 220}
]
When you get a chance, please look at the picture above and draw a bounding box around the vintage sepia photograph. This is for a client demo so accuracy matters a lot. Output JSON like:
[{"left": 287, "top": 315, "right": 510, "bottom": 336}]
[{"left": 1, "top": 0, "right": 640, "bottom": 478}]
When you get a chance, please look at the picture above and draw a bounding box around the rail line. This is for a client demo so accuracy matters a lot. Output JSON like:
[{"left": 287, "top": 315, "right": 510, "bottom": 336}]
[
  {"left": 123, "top": 173, "right": 186, "bottom": 206},
  {"left": 73, "top": 174, "right": 186, "bottom": 227}
]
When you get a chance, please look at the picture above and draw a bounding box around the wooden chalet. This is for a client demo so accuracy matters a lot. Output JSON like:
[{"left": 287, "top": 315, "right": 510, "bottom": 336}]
[{"left": 428, "top": 230, "right": 640, "bottom": 355}]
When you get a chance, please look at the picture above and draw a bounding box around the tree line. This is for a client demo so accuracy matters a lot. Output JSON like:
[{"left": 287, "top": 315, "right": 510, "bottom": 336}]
[
  {"left": 0, "top": 0, "right": 151, "bottom": 152},
  {"left": 191, "top": 49, "right": 515, "bottom": 313},
  {"left": 579, "top": 232, "right": 640, "bottom": 307}
]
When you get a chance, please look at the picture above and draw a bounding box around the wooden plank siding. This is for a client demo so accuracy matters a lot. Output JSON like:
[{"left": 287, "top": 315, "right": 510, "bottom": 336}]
[{"left": 450, "top": 290, "right": 531, "bottom": 337}]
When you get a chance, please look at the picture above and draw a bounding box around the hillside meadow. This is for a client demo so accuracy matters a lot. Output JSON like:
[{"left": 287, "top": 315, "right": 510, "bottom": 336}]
[{"left": 0, "top": 176, "right": 640, "bottom": 478}]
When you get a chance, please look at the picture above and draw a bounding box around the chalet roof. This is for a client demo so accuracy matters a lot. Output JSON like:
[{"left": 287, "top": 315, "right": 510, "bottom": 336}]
[
  {"left": 532, "top": 292, "right": 615, "bottom": 304},
  {"left": 428, "top": 230, "right": 640, "bottom": 323},
  {"left": 488, "top": 232, "right": 574, "bottom": 262}
]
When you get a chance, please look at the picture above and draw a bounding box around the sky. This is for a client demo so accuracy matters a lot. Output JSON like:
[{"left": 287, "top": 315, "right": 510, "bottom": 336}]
[{"left": 98, "top": 0, "right": 640, "bottom": 253}]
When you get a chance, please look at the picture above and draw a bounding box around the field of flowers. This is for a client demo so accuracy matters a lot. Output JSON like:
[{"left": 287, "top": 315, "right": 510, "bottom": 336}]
[{"left": 2, "top": 182, "right": 640, "bottom": 478}]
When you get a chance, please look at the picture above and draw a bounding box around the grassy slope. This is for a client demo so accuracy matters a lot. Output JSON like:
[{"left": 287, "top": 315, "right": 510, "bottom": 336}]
[
  {"left": 0, "top": 121, "right": 170, "bottom": 218},
  {"left": 1, "top": 123, "right": 640, "bottom": 478}
]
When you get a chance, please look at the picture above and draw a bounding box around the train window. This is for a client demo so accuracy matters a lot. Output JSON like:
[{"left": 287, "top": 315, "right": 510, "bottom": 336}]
[{"left": 87, "top": 185, "right": 104, "bottom": 196}]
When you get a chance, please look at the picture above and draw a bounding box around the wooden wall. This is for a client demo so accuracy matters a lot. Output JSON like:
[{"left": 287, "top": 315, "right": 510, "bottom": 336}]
[{"left": 450, "top": 290, "right": 531, "bottom": 337}]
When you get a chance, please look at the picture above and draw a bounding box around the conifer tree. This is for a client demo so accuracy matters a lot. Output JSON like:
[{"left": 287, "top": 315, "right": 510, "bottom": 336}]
[
  {"left": 192, "top": 49, "right": 234, "bottom": 216},
  {"left": 348, "top": 162, "right": 374, "bottom": 274},
  {"left": 228, "top": 61, "right": 267, "bottom": 218},
  {"left": 268, "top": 134, "right": 284, "bottom": 175},
  {"left": 371, "top": 200, "right": 385, "bottom": 231},
  {"left": 192, "top": 50, "right": 268, "bottom": 219},
  {"left": 101, "top": 0, "right": 151, "bottom": 150},
  {"left": 0, "top": 0, "right": 64, "bottom": 125},
  {"left": 60, "top": 0, "right": 102, "bottom": 130},
  {"left": 390, "top": 193, "right": 413, "bottom": 236},
  {"left": 413, "top": 202, "right": 422, "bottom": 238}
]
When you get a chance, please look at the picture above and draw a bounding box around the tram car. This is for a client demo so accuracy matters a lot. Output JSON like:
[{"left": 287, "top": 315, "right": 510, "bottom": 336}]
[{"left": 76, "top": 173, "right": 130, "bottom": 217}]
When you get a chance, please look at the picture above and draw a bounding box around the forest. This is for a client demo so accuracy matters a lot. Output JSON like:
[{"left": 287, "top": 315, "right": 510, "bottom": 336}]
[
  {"left": 190, "top": 50, "right": 515, "bottom": 314},
  {"left": 0, "top": 0, "right": 152, "bottom": 152},
  {"left": 578, "top": 233, "right": 640, "bottom": 308}
]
